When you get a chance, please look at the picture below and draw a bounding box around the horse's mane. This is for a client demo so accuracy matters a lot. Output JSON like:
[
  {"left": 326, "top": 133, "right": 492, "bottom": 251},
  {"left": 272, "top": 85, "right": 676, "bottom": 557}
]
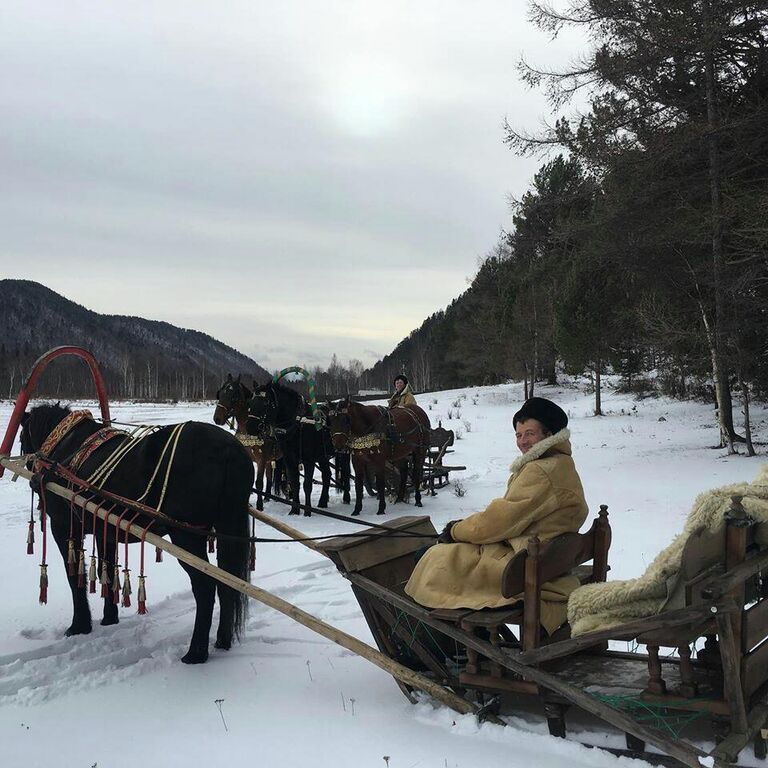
[
  {"left": 22, "top": 402, "right": 73, "bottom": 451},
  {"left": 28, "top": 402, "right": 72, "bottom": 423}
]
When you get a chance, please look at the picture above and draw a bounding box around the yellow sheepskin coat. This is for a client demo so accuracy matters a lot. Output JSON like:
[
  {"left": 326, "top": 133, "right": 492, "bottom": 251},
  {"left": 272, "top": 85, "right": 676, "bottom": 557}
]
[
  {"left": 405, "top": 428, "right": 588, "bottom": 634},
  {"left": 388, "top": 383, "right": 417, "bottom": 409}
]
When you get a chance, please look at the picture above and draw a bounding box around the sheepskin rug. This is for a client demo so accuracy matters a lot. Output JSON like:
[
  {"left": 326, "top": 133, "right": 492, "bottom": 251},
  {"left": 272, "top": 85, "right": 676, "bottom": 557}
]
[{"left": 568, "top": 464, "right": 768, "bottom": 636}]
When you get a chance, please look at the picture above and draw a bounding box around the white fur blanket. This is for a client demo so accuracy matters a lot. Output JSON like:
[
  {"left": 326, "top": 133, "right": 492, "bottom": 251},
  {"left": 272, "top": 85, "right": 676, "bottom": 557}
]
[{"left": 568, "top": 464, "right": 768, "bottom": 637}]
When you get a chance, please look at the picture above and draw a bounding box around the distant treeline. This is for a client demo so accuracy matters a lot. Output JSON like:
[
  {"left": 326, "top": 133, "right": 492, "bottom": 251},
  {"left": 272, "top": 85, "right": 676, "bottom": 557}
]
[
  {"left": 366, "top": 0, "right": 768, "bottom": 455},
  {"left": 0, "top": 343, "right": 255, "bottom": 402}
]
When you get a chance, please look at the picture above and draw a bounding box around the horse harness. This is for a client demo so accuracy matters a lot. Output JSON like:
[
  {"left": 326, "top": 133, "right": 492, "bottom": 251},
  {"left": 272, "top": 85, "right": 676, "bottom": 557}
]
[
  {"left": 329, "top": 403, "right": 426, "bottom": 456},
  {"left": 33, "top": 410, "right": 187, "bottom": 515},
  {"left": 248, "top": 387, "right": 320, "bottom": 440}
]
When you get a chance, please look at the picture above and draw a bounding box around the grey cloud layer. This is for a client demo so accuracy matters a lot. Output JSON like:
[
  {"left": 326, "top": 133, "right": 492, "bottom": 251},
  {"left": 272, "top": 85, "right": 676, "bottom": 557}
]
[{"left": 0, "top": 0, "right": 583, "bottom": 368}]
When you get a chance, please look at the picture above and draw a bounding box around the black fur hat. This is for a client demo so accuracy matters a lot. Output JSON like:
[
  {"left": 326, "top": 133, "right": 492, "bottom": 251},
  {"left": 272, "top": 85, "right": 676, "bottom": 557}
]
[
  {"left": 393, "top": 374, "right": 409, "bottom": 386},
  {"left": 513, "top": 397, "right": 568, "bottom": 434}
]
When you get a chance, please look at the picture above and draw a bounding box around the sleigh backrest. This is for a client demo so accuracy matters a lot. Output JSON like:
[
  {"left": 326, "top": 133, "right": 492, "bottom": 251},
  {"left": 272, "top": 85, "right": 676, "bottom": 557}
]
[{"left": 502, "top": 506, "right": 611, "bottom": 599}]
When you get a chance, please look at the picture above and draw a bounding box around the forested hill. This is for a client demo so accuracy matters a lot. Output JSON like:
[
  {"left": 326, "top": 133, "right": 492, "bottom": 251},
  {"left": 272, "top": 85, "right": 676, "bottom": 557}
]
[{"left": 0, "top": 280, "right": 270, "bottom": 400}]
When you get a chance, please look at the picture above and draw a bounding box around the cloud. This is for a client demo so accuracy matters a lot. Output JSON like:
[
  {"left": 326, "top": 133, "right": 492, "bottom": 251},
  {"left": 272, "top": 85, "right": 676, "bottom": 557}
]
[{"left": 0, "top": 1, "right": 586, "bottom": 371}]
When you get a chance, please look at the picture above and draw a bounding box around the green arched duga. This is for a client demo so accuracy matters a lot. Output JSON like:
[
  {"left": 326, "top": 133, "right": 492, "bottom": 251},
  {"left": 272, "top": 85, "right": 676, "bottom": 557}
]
[{"left": 272, "top": 366, "right": 324, "bottom": 430}]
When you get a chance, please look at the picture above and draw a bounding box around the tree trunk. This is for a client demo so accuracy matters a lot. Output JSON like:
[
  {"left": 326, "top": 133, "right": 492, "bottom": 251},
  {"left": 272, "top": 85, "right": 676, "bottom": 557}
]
[
  {"left": 703, "top": 12, "right": 740, "bottom": 450},
  {"left": 739, "top": 372, "right": 755, "bottom": 458},
  {"left": 594, "top": 361, "right": 603, "bottom": 417}
]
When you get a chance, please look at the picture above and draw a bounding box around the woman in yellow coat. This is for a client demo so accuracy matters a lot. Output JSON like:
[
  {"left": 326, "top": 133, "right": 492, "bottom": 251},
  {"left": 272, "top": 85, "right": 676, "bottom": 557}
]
[{"left": 405, "top": 397, "right": 588, "bottom": 634}]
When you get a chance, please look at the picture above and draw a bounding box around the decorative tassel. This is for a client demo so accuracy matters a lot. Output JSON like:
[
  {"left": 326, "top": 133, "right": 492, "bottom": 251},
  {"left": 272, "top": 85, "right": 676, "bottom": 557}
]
[
  {"left": 67, "top": 539, "right": 76, "bottom": 577},
  {"left": 112, "top": 565, "right": 122, "bottom": 605},
  {"left": 249, "top": 541, "right": 256, "bottom": 572},
  {"left": 155, "top": 546, "right": 163, "bottom": 563},
  {"left": 208, "top": 534, "right": 215, "bottom": 553},
  {"left": 100, "top": 560, "right": 109, "bottom": 599},
  {"left": 77, "top": 550, "right": 86, "bottom": 588},
  {"left": 137, "top": 575, "right": 147, "bottom": 614},
  {"left": 39, "top": 564, "right": 48, "bottom": 604},
  {"left": 26, "top": 520, "right": 35, "bottom": 555},
  {"left": 122, "top": 569, "right": 132, "bottom": 608},
  {"left": 89, "top": 555, "right": 97, "bottom": 594}
]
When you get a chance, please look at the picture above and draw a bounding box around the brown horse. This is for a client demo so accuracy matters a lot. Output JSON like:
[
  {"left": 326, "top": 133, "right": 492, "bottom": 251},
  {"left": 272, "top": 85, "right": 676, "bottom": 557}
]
[
  {"left": 327, "top": 398, "right": 430, "bottom": 515},
  {"left": 214, "top": 375, "right": 282, "bottom": 511}
]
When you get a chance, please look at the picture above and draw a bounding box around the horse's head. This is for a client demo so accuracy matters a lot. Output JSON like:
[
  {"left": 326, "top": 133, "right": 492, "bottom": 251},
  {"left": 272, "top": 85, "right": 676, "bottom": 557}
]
[
  {"left": 247, "top": 381, "right": 305, "bottom": 437},
  {"left": 214, "top": 374, "right": 251, "bottom": 426},
  {"left": 19, "top": 402, "right": 72, "bottom": 455},
  {"left": 246, "top": 382, "right": 275, "bottom": 436},
  {"left": 326, "top": 397, "right": 352, "bottom": 450}
]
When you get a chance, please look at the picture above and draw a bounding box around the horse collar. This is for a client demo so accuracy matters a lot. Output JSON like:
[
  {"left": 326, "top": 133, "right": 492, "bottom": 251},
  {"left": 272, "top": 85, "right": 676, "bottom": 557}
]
[{"left": 38, "top": 410, "right": 94, "bottom": 459}]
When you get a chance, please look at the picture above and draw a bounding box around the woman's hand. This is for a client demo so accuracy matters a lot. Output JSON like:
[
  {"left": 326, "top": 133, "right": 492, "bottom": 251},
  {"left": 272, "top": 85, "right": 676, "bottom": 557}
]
[{"left": 437, "top": 520, "right": 460, "bottom": 544}]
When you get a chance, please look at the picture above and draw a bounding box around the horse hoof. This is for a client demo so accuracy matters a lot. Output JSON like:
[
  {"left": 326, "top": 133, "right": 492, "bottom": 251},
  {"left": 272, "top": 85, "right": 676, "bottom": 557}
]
[
  {"left": 257, "top": 501, "right": 264, "bottom": 512},
  {"left": 377, "top": 511, "right": 386, "bottom": 516},
  {"left": 214, "top": 638, "right": 232, "bottom": 651},
  {"left": 65, "top": 623, "right": 92, "bottom": 637},
  {"left": 289, "top": 510, "right": 300, "bottom": 516},
  {"left": 343, "top": 496, "right": 351, "bottom": 505},
  {"left": 303, "top": 510, "right": 312, "bottom": 517},
  {"left": 318, "top": 501, "right": 328, "bottom": 509},
  {"left": 181, "top": 649, "right": 209, "bottom": 664},
  {"left": 100, "top": 616, "right": 119, "bottom": 627},
  {"left": 352, "top": 510, "right": 361, "bottom": 517},
  {"left": 415, "top": 500, "right": 423, "bottom": 507}
]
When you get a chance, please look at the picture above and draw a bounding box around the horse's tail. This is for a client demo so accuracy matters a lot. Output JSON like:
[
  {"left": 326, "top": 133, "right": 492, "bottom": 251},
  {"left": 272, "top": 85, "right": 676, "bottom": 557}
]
[{"left": 216, "top": 442, "right": 254, "bottom": 641}]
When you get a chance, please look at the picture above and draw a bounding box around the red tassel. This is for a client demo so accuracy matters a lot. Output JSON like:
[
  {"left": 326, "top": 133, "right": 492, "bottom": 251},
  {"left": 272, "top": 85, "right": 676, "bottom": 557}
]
[
  {"left": 67, "top": 539, "right": 76, "bottom": 577},
  {"left": 100, "top": 561, "right": 109, "bottom": 599},
  {"left": 112, "top": 565, "right": 121, "bottom": 605},
  {"left": 208, "top": 534, "right": 215, "bottom": 553},
  {"left": 89, "top": 555, "right": 97, "bottom": 593},
  {"left": 155, "top": 546, "right": 163, "bottom": 563},
  {"left": 137, "top": 575, "right": 147, "bottom": 614},
  {"left": 122, "top": 569, "right": 132, "bottom": 608},
  {"left": 77, "top": 550, "right": 86, "bottom": 588},
  {"left": 39, "top": 564, "right": 48, "bottom": 604},
  {"left": 26, "top": 520, "right": 35, "bottom": 555},
  {"left": 249, "top": 541, "right": 256, "bottom": 572}
]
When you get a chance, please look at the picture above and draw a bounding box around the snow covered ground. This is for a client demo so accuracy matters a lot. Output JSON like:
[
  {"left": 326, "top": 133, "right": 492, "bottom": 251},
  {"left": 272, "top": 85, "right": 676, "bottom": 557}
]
[{"left": 0, "top": 381, "right": 766, "bottom": 768}]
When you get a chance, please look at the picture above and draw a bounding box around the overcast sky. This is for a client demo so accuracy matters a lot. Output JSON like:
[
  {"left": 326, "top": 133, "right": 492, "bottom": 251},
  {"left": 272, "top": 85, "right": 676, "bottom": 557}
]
[{"left": 0, "top": 1, "right": 584, "bottom": 371}]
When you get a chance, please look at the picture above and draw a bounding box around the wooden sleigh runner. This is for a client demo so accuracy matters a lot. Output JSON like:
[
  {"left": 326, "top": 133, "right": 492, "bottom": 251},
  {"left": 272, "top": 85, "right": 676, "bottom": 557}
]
[{"left": 319, "top": 499, "right": 768, "bottom": 768}]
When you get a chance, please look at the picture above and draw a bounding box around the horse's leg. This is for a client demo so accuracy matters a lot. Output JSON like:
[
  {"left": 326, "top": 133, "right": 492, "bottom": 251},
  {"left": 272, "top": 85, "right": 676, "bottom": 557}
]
[
  {"left": 49, "top": 502, "right": 93, "bottom": 636},
  {"left": 286, "top": 456, "right": 301, "bottom": 515},
  {"left": 376, "top": 462, "right": 387, "bottom": 516},
  {"left": 317, "top": 455, "right": 331, "bottom": 509},
  {"left": 265, "top": 455, "right": 274, "bottom": 501},
  {"left": 302, "top": 459, "right": 315, "bottom": 517},
  {"left": 340, "top": 452, "right": 351, "bottom": 504},
  {"left": 214, "top": 441, "right": 251, "bottom": 652},
  {"left": 394, "top": 458, "right": 409, "bottom": 504},
  {"left": 95, "top": 527, "right": 119, "bottom": 627},
  {"left": 351, "top": 455, "right": 365, "bottom": 516},
  {"left": 254, "top": 452, "right": 266, "bottom": 512},
  {"left": 172, "top": 531, "right": 215, "bottom": 664},
  {"left": 412, "top": 449, "right": 426, "bottom": 508},
  {"left": 274, "top": 458, "right": 286, "bottom": 497}
]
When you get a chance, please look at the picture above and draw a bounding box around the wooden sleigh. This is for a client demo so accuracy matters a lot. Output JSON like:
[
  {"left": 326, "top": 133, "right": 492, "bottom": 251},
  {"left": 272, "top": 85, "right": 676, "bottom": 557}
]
[{"left": 319, "top": 499, "right": 768, "bottom": 767}]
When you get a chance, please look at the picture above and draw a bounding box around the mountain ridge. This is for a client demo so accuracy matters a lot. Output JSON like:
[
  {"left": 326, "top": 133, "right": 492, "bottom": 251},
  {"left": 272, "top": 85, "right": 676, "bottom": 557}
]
[{"left": 0, "top": 279, "right": 270, "bottom": 400}]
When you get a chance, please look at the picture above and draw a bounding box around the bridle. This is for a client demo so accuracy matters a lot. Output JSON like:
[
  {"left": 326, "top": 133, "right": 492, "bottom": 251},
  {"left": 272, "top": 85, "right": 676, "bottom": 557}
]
[
  {"left": 326, "top": 401, "right": 351, "bottom": 440},
  {"left": 214, "top": 380, "right": 250, "bottom": 429}
]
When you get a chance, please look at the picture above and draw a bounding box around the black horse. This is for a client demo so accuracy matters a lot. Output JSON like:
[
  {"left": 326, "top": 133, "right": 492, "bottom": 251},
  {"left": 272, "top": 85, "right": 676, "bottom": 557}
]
[
  {"left": 20, "top": 403, "right": 254, "bottom": 664},
  {"left": 246, "top": 381, "right": 350, "bottom": 515},
  {"left": 214, "top": 374, "right": 285, "bottom": 511}
]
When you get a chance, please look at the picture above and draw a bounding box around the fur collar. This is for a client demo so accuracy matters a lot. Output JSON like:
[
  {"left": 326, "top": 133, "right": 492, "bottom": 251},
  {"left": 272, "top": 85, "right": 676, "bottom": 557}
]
[{"left": 509, "top": 427, "right": 570, "bottom": 475}]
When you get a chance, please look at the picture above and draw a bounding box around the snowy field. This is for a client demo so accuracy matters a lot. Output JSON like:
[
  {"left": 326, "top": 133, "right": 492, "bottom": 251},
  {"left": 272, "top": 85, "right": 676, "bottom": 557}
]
[{"left": 0, "top": 381, "right": 766, "bottom": 768}]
